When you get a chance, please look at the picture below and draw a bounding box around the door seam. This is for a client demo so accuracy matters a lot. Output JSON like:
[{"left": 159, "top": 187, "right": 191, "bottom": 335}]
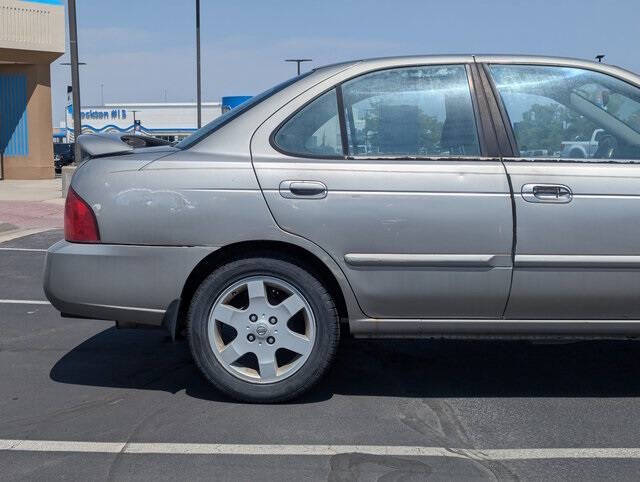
[
  {"left": 500, "top": 163, "right": 517, "bottom": 319},
  {"left": 473, "top": 61, "right": 517, "bottom": 318}
]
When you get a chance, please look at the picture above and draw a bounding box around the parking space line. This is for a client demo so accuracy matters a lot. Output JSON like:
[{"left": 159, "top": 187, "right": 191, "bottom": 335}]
[
  {"left": 3, "top": 440, "right": 640, "bottom": 459},
  {"left": 0, "top": 248, "right": 47, "bottom": 252},
  {"left": 0, "top": 300, "right": 50, "bottom": 305}
]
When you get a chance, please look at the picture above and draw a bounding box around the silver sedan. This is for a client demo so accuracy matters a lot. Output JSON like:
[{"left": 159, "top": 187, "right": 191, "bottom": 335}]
[{"left": 44, "top": 55, "right": 640, "bottom": 402}]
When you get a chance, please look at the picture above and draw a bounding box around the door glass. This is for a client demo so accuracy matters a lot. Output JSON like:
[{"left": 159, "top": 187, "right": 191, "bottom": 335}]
[
  {"left": 274, "top": 89, "right": 342, "bottom": 157},
  {"left": 489, "top": 65, "right": 640, "bottom": 160},
  {"left": 341, "top": 65, "right": 479, "bottom": 157}
]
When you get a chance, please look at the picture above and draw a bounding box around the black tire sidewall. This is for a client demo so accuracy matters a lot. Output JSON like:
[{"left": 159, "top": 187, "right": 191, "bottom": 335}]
[{"left": 188, "top": 256, "right": 338, "bottom": 403}]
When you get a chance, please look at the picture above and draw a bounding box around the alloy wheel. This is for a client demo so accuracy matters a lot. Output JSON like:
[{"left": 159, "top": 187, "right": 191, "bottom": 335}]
[{"left": 207, "top": 276, "right": 316, "bottom": 384}]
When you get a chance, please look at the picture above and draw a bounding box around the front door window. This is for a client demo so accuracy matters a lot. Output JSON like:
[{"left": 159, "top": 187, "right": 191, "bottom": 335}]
[{"left": 489, "top": 65, "right": 640, "bottom": 160}]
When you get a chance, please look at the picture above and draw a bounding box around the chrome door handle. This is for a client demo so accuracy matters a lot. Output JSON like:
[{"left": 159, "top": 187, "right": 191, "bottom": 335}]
[
  {"left": 279, "top": 180, "right": 327, "bottom": 199},
  {"left": 522, "top": 183, "right": 572, "bottom": 203}
]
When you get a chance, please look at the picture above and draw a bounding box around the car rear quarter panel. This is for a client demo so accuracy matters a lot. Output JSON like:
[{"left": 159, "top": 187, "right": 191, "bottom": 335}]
[
  {"left": 69, "top": 143, "right": 363, "bottom": 322},
  {"left": 74, "top": 149, "right": 280, "bottom": 246}
]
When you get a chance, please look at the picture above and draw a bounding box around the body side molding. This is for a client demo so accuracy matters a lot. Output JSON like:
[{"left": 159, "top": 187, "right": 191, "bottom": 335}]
[
  {"left": 515, "top": 255, "right": 640, "bottom": 268},
  {"left": 344, "top": 253, "right": 511, "bottom": 268}
]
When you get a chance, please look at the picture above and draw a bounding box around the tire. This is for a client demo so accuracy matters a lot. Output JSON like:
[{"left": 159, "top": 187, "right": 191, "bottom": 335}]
[
  {"left": 187, "top": 255, "right": 339, "bottom": 403},
  {"left": 569, "top": 148, "right": 586, "bottom": 159}
]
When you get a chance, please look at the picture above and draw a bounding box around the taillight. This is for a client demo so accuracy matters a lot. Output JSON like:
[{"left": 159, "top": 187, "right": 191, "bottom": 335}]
[{"left": 64, "top": 187, "right": 100, "bottom": 243}]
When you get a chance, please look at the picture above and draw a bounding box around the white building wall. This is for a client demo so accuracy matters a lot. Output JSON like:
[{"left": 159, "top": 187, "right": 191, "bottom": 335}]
[{"left": 66, "top": 101, "right": 223, "bottom": 142}]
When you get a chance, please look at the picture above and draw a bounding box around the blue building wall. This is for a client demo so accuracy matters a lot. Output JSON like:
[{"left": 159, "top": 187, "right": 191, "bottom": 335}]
[
  {"left": 221, "top": 96, "right": 252, "bottom": 113},
  {"left": 0, "top": 74, "right": 29, "bottom": 157}
]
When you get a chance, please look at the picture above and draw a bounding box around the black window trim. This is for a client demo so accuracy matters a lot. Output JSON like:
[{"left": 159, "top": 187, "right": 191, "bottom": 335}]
[
  {"left": 270, "top": 63, "right": 490, "bottom": 162},
  {"left": 483, "top": 62, "right": 640, "bottom": 164},
  {"left": 335, "top": 84, "right": 350, "bottom": 157},
  {"left": 474, "top": 63, "right": 514, "bottom": 157},
  {"left": 465, "top": 63, "right": 489, "bottom": 158}
]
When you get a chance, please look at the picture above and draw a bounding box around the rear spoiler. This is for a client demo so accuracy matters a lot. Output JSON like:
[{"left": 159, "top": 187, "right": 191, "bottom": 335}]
[{"left": 77, "top": 133, "right": 134, "bottom": 158}]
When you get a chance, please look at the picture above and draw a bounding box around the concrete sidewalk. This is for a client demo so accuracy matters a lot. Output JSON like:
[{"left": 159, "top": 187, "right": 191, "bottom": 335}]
[{"left": 0, "top": 179, "right": 64, "bottom": 242}]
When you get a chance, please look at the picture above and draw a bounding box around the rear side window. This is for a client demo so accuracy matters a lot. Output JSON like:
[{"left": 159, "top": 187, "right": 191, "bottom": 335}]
[
  {"left": 274, "top": 89, "right": 342, "bottom": 157},
  {"left": 489, "top": 64, "right": 640, "bottom": 160},
  {"left": 341, "top": 65, "right": 479, "bottom": 157}
]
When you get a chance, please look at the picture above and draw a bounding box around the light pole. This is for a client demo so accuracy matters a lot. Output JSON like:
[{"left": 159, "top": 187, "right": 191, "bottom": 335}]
[
  {"left": 60, "top": 62, "right": 86, "bottom": 145},
  {"left": 285, "top": 58, "right": 312, "bottom": 76},
  {"left": 66, "top": 0, "right": 82, "bottom": 163},
  {"left": 130, "top": 110, "right": 140, "bottom": 134},
  {"left": 195, "top": 0, "right": 202, "bottom": 128},
  {"left": 101, "top": 83, "right": 104, "bottom": 105}
]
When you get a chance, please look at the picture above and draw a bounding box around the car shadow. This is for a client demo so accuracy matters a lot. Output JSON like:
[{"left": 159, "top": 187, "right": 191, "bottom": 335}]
[{"left": 50, "top": 326, "right": 640, "bottom": 404}]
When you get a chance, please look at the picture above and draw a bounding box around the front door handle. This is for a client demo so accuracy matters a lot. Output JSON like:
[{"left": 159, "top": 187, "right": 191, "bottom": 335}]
[
  {"left": 279, "top": 180, "right": 327, "bottom": 199},
  {"left": 522, "top": 183, "right": 572, "bottom": 203}
]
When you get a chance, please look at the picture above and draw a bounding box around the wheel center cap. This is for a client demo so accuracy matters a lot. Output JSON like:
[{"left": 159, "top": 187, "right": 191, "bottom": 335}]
[{"left": 255, "top": 323, "right": 269, "bottom": 338}]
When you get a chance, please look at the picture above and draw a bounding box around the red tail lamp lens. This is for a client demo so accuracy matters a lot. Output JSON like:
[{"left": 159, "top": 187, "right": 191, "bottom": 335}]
[{"left": 64, "top": 188, "right": 100, "bottom": 243}]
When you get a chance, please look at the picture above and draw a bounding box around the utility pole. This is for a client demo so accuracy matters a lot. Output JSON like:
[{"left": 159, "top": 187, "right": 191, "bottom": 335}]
[
  {"left": 196, "top": 0, "right": 202, "bottom": 128},
  {"left": 67, "top": 0, "right": 82, "bottom": 163},
  {"left": 59, "top": 65, "right": 86, "bottom": 141},
  {"left": 285, "top": 58, "right": 312, "bottom": 76},
  {"left": 130, "top": 110, "right": 140, "bottom": 134}
]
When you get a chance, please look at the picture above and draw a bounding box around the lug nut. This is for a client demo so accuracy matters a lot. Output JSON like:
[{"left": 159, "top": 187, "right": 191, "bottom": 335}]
[
  {"left": 266, "top": 336, "right": 275, "bottom": 345},
  {"left": 249, "top": 314, "right": 258, "bottom": 322},
  {"left": 268, "top": 316, "right": 277, "bottom": 325},
  {"left": 247, "top": 334, "right": 256, "bottom": 342}
]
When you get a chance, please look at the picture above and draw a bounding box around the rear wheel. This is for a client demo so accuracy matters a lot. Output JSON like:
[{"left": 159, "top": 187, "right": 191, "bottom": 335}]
[{"left": 187, "top": 256, "right": 339, "bottom": 402}]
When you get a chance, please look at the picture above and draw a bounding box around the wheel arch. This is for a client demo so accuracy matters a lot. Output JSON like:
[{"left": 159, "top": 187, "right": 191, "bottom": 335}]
[{"left": 176, "top": 240, "right": 353, "bottom": 335}]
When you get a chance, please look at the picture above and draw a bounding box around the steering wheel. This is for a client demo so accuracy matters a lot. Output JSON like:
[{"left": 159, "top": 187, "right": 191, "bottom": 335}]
[{"left": 594, "top": 134, "right": 618, "bottom": 159}]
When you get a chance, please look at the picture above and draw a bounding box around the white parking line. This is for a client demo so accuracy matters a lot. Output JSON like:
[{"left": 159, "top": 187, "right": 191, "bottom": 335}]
[
  {"left": 2, "top": 440, "right": 640, "bottom": 459},
  {"left": 0, "top": 300, "right": 51, "bottom": 305},
  {"left": 0, "top": 247, "right": 47, "bottom": 252}
]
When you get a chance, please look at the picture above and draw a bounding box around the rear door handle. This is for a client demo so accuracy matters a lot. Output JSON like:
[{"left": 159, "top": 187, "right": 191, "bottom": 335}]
[
  {"left": 522, "top": 183, "right": 572, "bottom": 203},
  {"left": 279, "top": 180, "right": 327, "bottom": 199}
]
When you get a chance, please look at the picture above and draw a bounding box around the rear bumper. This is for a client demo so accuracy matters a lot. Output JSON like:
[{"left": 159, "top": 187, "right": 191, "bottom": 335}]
[{"left": 43, "top": 240, "right": 216, "bottom": 325}]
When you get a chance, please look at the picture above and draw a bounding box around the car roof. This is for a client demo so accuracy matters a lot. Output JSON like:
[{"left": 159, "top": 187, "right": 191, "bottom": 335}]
[
  {"left": 188, "top": 54, "right": 640, "bottom": 153},
  {"left": 314, "top": 54, "right": 639, "bottom": 85}
]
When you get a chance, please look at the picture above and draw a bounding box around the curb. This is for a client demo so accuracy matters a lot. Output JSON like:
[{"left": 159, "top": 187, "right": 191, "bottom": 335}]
[{"left": 0, "top": 227, "right": 58, "bottom": 244}]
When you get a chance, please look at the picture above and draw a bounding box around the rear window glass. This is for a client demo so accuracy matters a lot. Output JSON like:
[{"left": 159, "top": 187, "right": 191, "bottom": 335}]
[
  {"left": 176, "top": 71, "right": 312, "bottom": 150},
  {"left": 273, "top": 89, "right": 342, "bottom": 157}
]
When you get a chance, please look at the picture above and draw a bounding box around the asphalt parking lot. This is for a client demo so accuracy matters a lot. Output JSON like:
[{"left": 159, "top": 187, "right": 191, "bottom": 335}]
[{"left": 3, "top": 230, "right": 640, "bottom": 480}]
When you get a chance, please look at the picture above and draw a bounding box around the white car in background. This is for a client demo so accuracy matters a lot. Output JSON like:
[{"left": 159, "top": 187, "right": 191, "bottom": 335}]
[{"left": 561, "top": 129, "right": 605, "bottom": 158}]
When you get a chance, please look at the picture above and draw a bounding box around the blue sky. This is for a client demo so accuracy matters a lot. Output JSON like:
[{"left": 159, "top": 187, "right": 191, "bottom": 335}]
[{"left": 52, "top": 0, "right": 640, "bottom": 126}]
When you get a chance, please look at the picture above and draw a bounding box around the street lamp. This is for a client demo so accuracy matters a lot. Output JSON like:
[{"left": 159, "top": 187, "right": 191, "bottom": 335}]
[
  {"left": 65, "top": 0, "right": 83, "bottom": 163},
  {"left": 130, "top": 110, "right": 140, "bottom": 134},
  {"left": 195, "top": 0, "right": 202, "bottom": 129},
  {"left": 59, "top": 62, "right": 86, "bottom": 145},
  {"left": 285, "top": 58, "right": 312, "bottom": 76}
]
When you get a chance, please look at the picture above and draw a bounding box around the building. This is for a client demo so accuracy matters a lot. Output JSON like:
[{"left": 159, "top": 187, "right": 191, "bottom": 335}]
[
  {"left": 63, "top": 96, "right": 252, "bottom": 143},
  {"left": 0, "top": 0, "right": 64, "bottom": 179},
  {"left": 64, "top": 101, "right": 223, "bottom": 144}
]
